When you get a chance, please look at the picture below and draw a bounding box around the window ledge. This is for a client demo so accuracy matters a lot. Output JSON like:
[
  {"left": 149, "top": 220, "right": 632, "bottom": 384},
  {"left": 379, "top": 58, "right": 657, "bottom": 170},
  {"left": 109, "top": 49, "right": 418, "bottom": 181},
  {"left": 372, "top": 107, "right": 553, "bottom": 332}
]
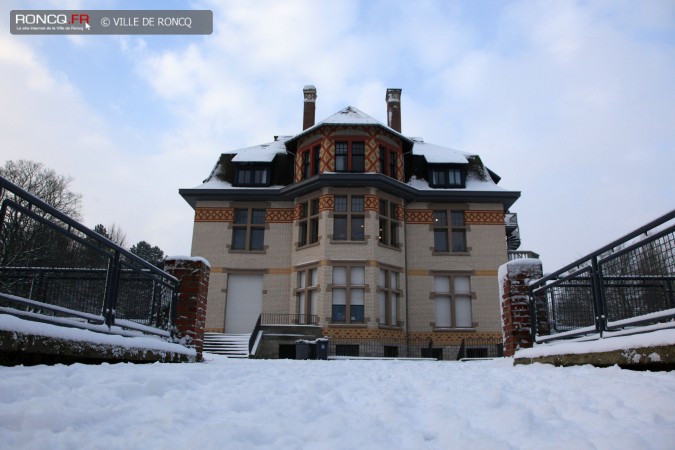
[
  {"left": 377, "top": 243, "right": 402, "bottom": 252},
  {"left": 328, "top": 323, "right": 368, "bottom": 328},
  {"left": 229, "top": 250, "right": 267, "bottom": 255},
  {"left": 296, "top": 241, "right": 320, "bottom": 250},
  {"left": 433, "top": 327, "right": 476, "bottom": 332},
  {"left": 378, "top": 325, "right": 403, "bottom": 330},
  {"left": 431, "top": 251, "right": 470, "bottom": 257},
  {"left": 330, "top": 239, "right": 368, "bottom": 245}
]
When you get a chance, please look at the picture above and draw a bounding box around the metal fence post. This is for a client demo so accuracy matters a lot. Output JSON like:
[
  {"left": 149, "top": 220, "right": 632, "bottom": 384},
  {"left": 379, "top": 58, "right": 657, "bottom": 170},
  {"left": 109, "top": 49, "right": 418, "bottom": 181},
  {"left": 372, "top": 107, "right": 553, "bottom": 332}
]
[
  {"left": 103, "top": 251, "right": 121, "bottom": 327},
  {"left": 529, "top": 289, "right": 538, "bottom": 344},
  {"left": 591, "top": 256, "right": 606, "bottom": 337}
]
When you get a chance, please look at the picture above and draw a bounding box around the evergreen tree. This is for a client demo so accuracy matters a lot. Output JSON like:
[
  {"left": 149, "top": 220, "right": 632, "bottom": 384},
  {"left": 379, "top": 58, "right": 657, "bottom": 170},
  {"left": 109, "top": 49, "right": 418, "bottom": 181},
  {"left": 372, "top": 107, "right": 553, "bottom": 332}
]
[
  {"left": 92, "top": 223, "right": 127, "bottom": 247},
  {"left": 130, "top": 240, "right": 165, "bottom": 268}
]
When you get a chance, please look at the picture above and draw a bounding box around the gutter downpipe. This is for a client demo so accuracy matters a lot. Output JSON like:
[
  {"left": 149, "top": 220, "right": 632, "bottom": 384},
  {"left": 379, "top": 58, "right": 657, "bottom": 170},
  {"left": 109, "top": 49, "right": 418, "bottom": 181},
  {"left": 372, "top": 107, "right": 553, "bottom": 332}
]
[{"left": 404, "top": 200, "right": 411, "bottom": 355}]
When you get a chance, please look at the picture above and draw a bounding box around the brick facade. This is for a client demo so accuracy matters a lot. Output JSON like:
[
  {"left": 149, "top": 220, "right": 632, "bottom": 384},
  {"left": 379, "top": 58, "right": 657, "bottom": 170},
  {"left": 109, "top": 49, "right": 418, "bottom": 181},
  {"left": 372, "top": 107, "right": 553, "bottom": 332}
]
[
  {"left": 500, "top": 259, "right": 543, "bottom": 357},
  {"left": 191, "top": 195, "right": 509, "bottom": 342},
  {"left": 164, "top": 257, "right": 211, "bottom": 361},
  {"left": 181, "top": 87, "right": 522, "bottom": 358}
]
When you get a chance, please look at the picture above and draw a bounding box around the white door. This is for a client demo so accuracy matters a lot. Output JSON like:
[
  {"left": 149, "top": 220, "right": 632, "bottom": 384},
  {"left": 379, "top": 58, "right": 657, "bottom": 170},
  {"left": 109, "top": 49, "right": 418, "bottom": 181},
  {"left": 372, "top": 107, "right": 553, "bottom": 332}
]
[{"left": 225, "top": 274, "right": 263, "bottom": 334}]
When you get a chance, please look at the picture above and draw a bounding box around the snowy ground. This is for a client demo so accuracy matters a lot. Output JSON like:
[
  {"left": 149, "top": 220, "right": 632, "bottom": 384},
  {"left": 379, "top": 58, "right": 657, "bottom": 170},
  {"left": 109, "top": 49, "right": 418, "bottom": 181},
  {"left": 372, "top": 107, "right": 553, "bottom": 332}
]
[{"left": 1, "top": 357, "right": 674, "bottom": 449}]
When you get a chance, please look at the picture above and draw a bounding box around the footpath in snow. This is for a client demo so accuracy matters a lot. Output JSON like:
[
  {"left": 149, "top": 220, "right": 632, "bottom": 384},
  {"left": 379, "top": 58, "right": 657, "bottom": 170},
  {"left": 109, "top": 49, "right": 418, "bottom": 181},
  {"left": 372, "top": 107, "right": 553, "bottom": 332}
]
[{"left": 1, "top": 356, "right": 674, "bottom": 449}]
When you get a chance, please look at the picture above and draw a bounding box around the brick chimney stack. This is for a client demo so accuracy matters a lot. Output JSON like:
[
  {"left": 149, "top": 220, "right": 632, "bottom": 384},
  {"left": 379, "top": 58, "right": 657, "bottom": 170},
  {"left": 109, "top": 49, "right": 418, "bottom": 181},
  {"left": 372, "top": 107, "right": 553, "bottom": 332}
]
[
  {"left": 386, "top": 88, "right": 402, "bottom": 132},
  {"left": 303, "top": 85, "right": 317, "bottom": 130}
]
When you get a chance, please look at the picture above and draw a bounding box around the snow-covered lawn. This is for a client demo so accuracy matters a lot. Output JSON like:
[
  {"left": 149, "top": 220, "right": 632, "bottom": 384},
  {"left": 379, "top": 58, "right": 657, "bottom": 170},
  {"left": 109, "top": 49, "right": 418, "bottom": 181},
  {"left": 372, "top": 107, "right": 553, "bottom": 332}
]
[{"left": 1, "top": 356, "right": 673, "bottom": 449}]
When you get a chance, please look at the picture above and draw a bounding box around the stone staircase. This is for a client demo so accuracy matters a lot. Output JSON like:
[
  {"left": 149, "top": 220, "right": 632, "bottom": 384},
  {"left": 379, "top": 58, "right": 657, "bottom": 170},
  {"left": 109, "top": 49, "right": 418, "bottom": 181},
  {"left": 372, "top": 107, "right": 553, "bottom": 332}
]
[{"left": 203, "top": 333, "right": 250, "bottom": 358}]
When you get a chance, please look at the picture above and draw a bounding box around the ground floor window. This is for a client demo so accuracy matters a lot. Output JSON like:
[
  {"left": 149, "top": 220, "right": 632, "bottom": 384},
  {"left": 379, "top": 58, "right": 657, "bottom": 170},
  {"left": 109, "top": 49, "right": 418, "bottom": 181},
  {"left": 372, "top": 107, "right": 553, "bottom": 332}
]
[
  {"left": 335, "top": 344, "right": 360, "bottom": 357},
  {"left": 383, "top": 345, "right": 399, "bottom": 358},
  {"left": 379, "top": 268, "right": 400, "bottom": 326},
  {"left": 278, "top": 344, "right": 296, "bottom": 359},
  {"left": 421, "top": 348, "right": 444, "bottom": 360},
  {"left": 296, "top": 267, "right": 318, "bottom": 323},
  {"left": 331, "top": 265, "right": 365, "bottom": 323},
  {"left": 433, "top": 274, "right": 473, "bottom": 328}
]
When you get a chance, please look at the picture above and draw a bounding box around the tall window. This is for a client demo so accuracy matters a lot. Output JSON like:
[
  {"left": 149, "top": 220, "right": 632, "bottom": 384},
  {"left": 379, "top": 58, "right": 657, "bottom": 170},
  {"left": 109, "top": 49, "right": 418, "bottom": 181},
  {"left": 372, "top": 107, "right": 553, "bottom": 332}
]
[
  {"left": 333, "top": 195, "right": 365, "bottom": 241},
  {"left": 332, "top": 266, "right": 365, "bottom": 323},
  {"left": 379, "top": 269, "right": 400, "bottom": 327},
  {"left": 378, "top": 199, "right": 399, "bottom": 247},
  {"left": 433, "top": 275, "right": 472, "bottom": 328},
  {"left": 379, "top": 146, "right": 398, "bottom": 178},
  {"left": 234, "top": 164, "right": 270, "bottom": 187},
  {"left": 298, "top": 198, "right": 320, "bottom": 247},
  {"left": 335, "top": 141, "right": 365, "bottom": 172},
  {"left": 296, "top": 267, "right": 318, "bottom": 323},
  {"left": 301, "top": 145, "right": 320, "bottom": 179},
  {"left": 231, "top": 208, "right": 266, "bottom": 251},
  {"left": 433, "top": 210, "right": 467, "bottom": 253},
  {"left": 429, "top": 165, "right": 463, "bottom": 188}
]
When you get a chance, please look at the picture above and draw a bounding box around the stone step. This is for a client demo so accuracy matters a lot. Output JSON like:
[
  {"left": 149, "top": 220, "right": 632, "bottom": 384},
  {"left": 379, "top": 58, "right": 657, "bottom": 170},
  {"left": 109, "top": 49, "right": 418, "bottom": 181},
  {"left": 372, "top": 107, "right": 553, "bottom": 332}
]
[{"left": 203, "top": 333, "right": 251, "bottom": 357}]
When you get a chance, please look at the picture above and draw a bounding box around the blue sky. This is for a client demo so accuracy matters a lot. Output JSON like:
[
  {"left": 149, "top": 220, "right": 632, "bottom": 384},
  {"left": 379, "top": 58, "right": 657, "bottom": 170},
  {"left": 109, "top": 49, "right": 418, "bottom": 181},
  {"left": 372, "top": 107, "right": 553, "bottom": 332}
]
[{"left": 1, "top": 0, "right": 674, "bottom": 270}]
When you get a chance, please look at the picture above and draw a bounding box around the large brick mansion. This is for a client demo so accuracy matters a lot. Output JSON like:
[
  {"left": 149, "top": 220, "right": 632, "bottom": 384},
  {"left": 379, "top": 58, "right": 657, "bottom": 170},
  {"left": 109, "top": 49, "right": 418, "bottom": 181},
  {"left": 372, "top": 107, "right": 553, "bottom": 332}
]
[{"left": 180, "top": 86, "right": 521, "bottom": 357}]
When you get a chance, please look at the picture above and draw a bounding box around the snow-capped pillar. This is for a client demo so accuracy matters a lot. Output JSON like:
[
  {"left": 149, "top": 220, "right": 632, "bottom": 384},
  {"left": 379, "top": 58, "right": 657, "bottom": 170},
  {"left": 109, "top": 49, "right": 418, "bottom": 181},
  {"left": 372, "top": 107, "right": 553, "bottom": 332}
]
[
  {"left": 303, "top": 85, "right": 317, "bottom": 130},
  {"left": 499, "top": 259, "right": 543, "bottom": 357},
  {"left": 164, "top": 256, "right": 211, "bottom": 362},
  {"left": 386, "top": 88, "right": 402, "bottom": 132}
]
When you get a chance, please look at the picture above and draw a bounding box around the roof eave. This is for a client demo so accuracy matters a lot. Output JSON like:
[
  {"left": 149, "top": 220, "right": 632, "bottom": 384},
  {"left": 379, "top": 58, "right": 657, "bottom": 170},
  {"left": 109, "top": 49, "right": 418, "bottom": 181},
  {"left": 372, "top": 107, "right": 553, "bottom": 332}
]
[{"left": 179, "top": 174, "right": 521, "bottom": 210}]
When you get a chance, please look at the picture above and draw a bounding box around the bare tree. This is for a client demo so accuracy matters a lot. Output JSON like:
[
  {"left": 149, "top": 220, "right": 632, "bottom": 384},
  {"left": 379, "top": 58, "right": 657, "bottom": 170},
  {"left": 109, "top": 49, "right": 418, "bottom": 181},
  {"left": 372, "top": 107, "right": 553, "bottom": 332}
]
[
  {"left": 0, "top": 160, "right": 83, "bottom": 267},
  {"left": 93, "top": 223, "right": 128, "bottom": 248},
  {"left": 0, "top": 160, "right": 82, "bottom": 219}
]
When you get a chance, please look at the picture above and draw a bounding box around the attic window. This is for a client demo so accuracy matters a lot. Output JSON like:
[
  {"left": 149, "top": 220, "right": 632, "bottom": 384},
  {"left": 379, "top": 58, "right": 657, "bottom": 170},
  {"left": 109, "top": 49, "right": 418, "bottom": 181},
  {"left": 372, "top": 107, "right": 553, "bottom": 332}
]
[
  {"left": 429, "top": 165, "right": 464, "bottom": 188},
  {"left": 233, "top": 163, "right": 271, "bottom": 187}
]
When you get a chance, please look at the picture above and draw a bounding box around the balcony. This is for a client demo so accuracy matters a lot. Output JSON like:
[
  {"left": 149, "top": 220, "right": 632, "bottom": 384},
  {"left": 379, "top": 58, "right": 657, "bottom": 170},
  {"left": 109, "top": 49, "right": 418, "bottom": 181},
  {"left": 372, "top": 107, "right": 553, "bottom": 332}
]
[{"left": 505, "top": 213, "right": 518, "bottom": 231}]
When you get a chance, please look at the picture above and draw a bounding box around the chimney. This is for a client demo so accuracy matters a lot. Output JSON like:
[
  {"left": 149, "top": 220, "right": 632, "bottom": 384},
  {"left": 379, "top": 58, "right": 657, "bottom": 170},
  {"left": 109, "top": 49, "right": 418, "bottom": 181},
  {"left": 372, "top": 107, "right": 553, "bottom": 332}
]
[
  {"left": 303, "top": 85, "right": 317, "bottom": 130},
  {"left": 386, "top": 88, "right": 402, "bottom": 132}
]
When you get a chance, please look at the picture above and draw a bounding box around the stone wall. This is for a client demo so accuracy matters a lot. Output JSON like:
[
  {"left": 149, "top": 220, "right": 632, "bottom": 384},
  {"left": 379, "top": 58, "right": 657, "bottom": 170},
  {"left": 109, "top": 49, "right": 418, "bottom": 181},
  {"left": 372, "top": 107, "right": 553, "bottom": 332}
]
[{"left": 253, "top": 325, "right": 324, "bottom": 359}]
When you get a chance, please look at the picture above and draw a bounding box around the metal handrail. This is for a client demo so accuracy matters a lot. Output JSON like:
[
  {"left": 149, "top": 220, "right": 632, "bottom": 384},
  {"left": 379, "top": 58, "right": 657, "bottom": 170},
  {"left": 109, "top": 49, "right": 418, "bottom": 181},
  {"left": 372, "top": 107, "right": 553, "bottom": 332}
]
[
  {"left": 528, "top": 210, "right": 675, "bottom": 342},
  {"left": 0, "top": 177, "right": 177, "bottom": 282},
  {"left": 531, "top": 210, "right": 675, "bottom": 290},
  {"left": 0, "top": 175, "right": 179, "bottom": 338},
  {"left": 260, "top": 313, "right": 320, "bottom": 326},
  {"left": 248, "top": 314, "right": 262, "bottom": 355}
]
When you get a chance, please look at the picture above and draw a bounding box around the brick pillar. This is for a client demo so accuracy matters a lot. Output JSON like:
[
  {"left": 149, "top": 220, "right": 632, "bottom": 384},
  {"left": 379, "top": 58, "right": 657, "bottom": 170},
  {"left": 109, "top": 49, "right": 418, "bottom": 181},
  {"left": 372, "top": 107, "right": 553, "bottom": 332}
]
[
  {"left": 164, "top": 257, "right": 210, "bottom": 362},
  {"left": 499, "top": 259, "right": 543, "bottom": 357}
]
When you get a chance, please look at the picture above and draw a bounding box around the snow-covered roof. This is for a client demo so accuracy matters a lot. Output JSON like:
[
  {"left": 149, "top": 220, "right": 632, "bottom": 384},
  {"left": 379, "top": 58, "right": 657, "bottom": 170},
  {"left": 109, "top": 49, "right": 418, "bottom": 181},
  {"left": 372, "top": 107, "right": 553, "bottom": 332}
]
[
  {"left": 287, "top": 106, "right": 411, "bottom": 144},
  {"left": 319, "top": 106, "right": 383, "bottom": 126},
  {"left": 225, "top": 136, "right": 291, "bottom": 163},
  {"left": 411, "top": 141, "right": 471, "bottom": 164},
  {"left": 407, "top": 174, "right": 506, "bottom": 192}
]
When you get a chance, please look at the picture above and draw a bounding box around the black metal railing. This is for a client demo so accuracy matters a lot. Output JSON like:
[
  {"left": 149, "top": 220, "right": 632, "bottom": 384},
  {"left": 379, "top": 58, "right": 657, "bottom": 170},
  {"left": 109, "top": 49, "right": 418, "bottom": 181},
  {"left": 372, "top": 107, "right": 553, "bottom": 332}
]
[
  {"left": 249, "top": 314, "right": 262, "bottom": 355},
  {"left": 529, "top": 210, "right": 675, "bottom": 342},
  {"left": 260, "top": 313, "right": 320, "bottom": 326},
  {"left": 328, "top": 338, "right": 436, "bottom": 359},
  {"left": 456, "top": 338, "right": 504, "bottom": 359},
  {"left": 0, "top": 175, "right": 179, "bottom": 338}
]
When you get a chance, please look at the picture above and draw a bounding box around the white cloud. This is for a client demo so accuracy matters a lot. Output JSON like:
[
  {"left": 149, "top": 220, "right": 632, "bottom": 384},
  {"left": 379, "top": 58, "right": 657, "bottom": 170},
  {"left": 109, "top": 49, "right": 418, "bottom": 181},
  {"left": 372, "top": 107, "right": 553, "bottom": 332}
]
[
  {"left": 0, "top": 34, "right": 200, "bottom": 256},
  {"left": 1, "top": 0, "right": 673, "bottom": 271}
]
